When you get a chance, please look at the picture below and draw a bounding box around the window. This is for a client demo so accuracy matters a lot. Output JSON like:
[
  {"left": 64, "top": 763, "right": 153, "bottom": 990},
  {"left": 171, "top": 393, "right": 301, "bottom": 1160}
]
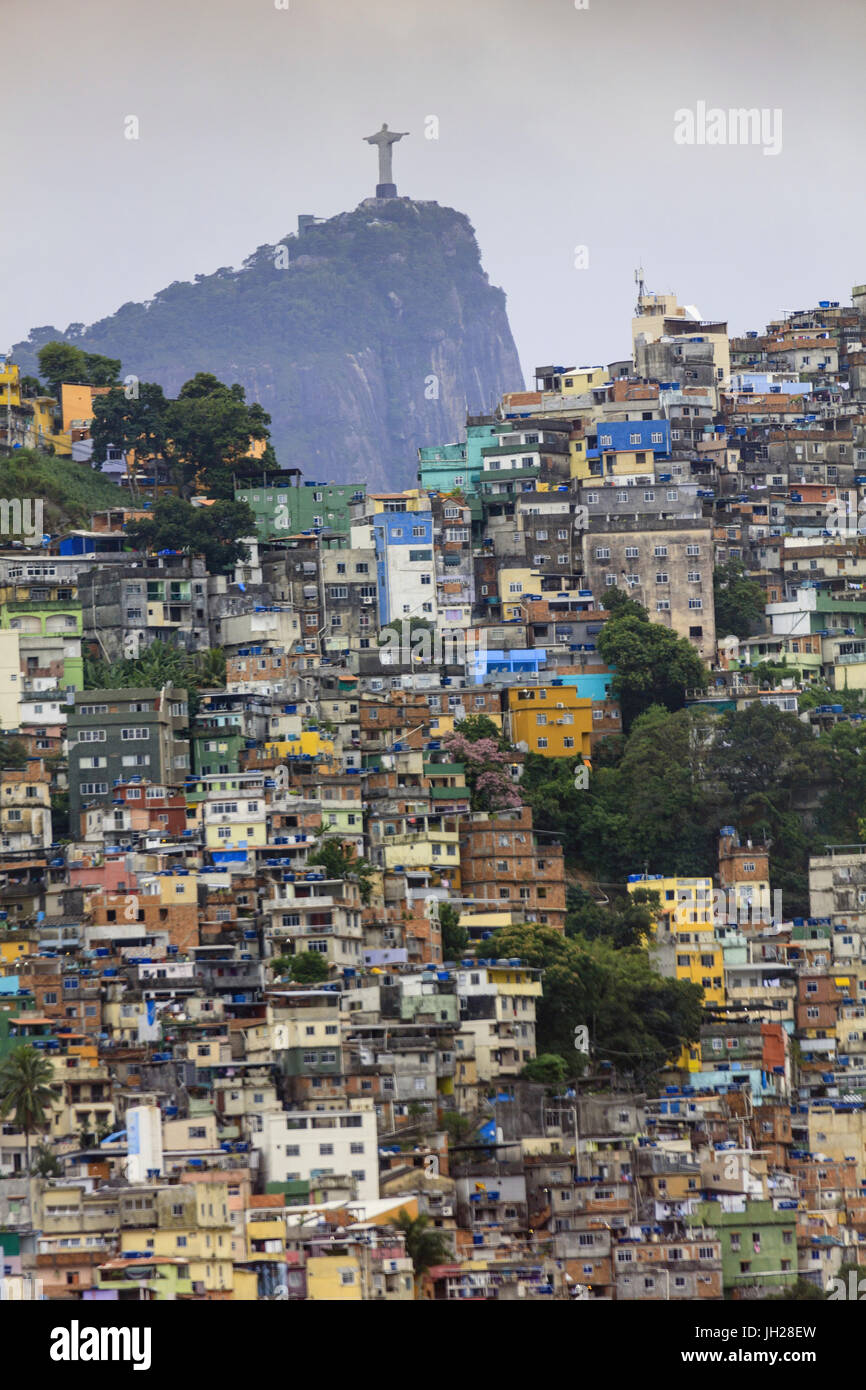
[
  {"left": 653, "top": 545, "right": 668, "bottom": 557},
  {"left": 655, "top": 573, "right": 669, "bottom": 585},
  {"left": 121, "top": 727, "right": 149, "bottom": 741},
  {"left": 625, "top": 546, "right": 639, "bottom": 559},
  {"left": 595, "top": 547, "right": 610, "bottom": 560},
  {"left": 688, "top": 598, "right": 703, "bottom": 609},
  {"left": 687, "top": 571, "right": 701, "bottom": 582},
  {"left": 319, "top": 1143, "right": 334, "bottom": 1156},
  {"left": 656, "top": 600, "right": 670, "bottom": 611}
]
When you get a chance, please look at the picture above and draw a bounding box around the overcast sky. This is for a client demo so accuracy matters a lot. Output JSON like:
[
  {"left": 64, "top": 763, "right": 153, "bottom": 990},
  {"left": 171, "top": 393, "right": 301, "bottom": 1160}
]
[{"left": 2, "top": 0, "right": 864, "bottom": 385}]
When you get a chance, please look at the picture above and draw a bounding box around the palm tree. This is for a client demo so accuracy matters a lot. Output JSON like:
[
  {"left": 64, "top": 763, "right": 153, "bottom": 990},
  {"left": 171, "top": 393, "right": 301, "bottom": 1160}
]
[
  {"left": 393, "top": 1210, "right": 452, "bottom": 1291},
  {"left": 194, "top": 647, "right": 226, "bottom": 690},
  {"left": 0, "top": 1045, "right": 56, "bottom": 1172}
]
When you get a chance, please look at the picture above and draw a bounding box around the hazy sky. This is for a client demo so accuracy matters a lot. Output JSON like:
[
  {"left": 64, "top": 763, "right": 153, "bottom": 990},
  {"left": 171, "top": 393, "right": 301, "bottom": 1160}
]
[{"left": 3, "top": 0, "right": 865, "bottom": 386}]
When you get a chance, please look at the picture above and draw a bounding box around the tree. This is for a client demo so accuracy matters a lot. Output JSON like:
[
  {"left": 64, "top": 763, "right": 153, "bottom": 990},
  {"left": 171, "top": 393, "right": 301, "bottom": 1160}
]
[
  {"left": 565, "top": 886, "right": 659, "bottom": 950},
  {"left": 438, "top": 903, "right": 468, "bottom": 958},
  {"left": 50, "top": 790, "right": 70, "bottom": 841},
  {"left": 440, "top": 1110, "right": 472, "bottom": 1146},
  {"left": 0, "top": 1045, "right": 56, "bottom": 1171},
  {"left": 307, "top": 836, "right": 375, "bottom": 905},
  {"left": 89, "top": 381, "right": 169, "bottom": 477},
  {"left": 84, "top": 640, "right": 225, "bottom": 706},
  {"left": 767, "top": 1277, "right": 828, "bottom": 1301},
  {"left": 521, "top": 1053, "right": 569, "bottom": 1085},
  {"left": 601, "top": 589, "right": 648, "bottom": 622},
  {"left": 443, "top": 731, "right": 520, "bottom": 812},
  {"left": 36, "top": 341, "right": 120, "bottom": 397},
  {"left": 0, "top": 737, "right": 29, "bottom": 771},
  {"left": 714, "top": 561, "right": 766, "bottom": 640},
  {"left": 30, "top": 1142, "right": 62, "bottom": 1178},
  {"left": 483, "top": 924, "right": 703, "bottom": 1087},
  {"left": 705, "top": 703, "right": 825, "bottom": 914},
  {"left": 125, "top": 496, "right": 255, "bottom": 575},
  {"left": 36, "top": 342, "right": 86, "bottom": 396},
  {"left": 597, "top": 608, "right": 709, "bottom": 730},
  {"left": 452, "top": 713, "right": 509, "bottom": 750},
  {"left": 289, "top": 951, "right": 329, "bottom": 984},
  {"left": 393, "top": 1210, "right": 451, "bottom": 1283},
  {"left": 519, "top": 752, "right": 594, "bottom": 857},
  {"left": 163, "top": 373, "right": 275, "bottom": 498}
]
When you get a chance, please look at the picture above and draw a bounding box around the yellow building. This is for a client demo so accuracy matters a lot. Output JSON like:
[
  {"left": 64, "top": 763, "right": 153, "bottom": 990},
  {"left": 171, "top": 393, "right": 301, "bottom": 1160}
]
[
  {"left": 506, "top": 685, "right": 593, "bottom": 759},
  {"left": 573, "top": 446, "right": 659, "bottom": 483},
  {"left": 382, "top": 824, "right": 460, "bottom": 878},
  {"left": 498, "top": 567, "right": 539, "bottom": 620},
  {"left": 629, "top": 875, "right": 726, "bottom": 1072},
  {"left": 306, "top": 1253, "right": 363, "bottom": 1300},
  {"left": 60, "top": 383, "right": 111, "bottom": 439},
  {"left": 245, "top": 1214, "right": 286, "bottom": 1263},
  {"left": 557, "top": 366, "right": 608, "bottom": 395},
  {"left": 0, "top": 934, "right": 31, "bottom": 970},
  {"left": 0, "top": 358, "right": 22, "bottom": 410},
  {"left": 265, "top": 731, "right": 336, "bottom": 762},
  {"left": 119, "top": 1181, "right": 233, "bottom": 1294},
  {"left": 568, "top": 436, "right": 588, "bottom": 478}
]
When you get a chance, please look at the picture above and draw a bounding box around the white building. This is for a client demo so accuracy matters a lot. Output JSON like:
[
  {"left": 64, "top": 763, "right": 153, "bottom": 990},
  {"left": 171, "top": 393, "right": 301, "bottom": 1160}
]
[{"left": 257, "top": 1103, "right": 379, "bottom": 1202}]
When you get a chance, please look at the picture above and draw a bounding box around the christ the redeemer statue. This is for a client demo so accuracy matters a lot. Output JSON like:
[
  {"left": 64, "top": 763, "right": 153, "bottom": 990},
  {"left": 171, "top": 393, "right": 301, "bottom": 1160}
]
[{"left": 364, "top": 123, "right": 409, "bottom": 198}]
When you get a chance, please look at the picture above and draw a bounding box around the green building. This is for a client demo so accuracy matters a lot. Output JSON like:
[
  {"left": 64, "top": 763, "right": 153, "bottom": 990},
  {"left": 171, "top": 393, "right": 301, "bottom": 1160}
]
[
  {"left": 417, "top": 421, "right": 500, "bottom": 496},
  {"left": 235, "top": 480, "right": 366, "bottom": 540},
  {"left": 687, "top": 1198, "right": 798, "bottom": 1292},
  {"left": 66, "top": 685, "right": 189, "bottom": 835},
  {"left": 191, "top": 718, "right": 245, "bottom": 778},
  {"left": 1, "top": 599, "right": 84, "bottom": 689}
]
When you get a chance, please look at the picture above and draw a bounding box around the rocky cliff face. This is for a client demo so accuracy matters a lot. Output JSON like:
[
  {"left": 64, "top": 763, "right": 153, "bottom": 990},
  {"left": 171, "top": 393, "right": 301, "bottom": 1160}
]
[{"left": 14, "top": 199, "right": 524, "bottom": 490}]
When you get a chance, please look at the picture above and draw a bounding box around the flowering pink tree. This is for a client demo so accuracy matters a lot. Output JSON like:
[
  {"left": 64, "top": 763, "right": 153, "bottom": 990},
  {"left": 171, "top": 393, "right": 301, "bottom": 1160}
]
[{"left": 443, "top": 732, "right": 521, "bottom": 811}]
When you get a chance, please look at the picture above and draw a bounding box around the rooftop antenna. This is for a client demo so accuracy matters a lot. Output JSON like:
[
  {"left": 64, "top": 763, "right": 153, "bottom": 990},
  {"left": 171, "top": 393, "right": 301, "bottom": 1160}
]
[{"left": 634, "top": 265, "right": 647, "bottom": 315}]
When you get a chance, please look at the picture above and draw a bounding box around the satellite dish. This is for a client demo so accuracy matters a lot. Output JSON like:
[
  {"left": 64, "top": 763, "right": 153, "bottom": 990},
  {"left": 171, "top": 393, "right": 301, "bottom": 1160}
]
[{"left": 515, "top": 741, "right": 529, "bottom": 753}]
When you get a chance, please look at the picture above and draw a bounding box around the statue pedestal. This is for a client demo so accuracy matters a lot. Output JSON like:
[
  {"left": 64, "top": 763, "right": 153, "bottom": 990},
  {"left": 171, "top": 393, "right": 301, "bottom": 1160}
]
[{"left": 375, "top": 183, "right": 397, "bottom": 198}]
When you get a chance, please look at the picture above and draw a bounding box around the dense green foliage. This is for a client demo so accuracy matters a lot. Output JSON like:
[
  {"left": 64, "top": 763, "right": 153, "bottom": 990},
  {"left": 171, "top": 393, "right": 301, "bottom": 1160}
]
[
  {"left": 439, "top": 902, "right": 468, "bottom": 958},
  {"left": 482, "top": 924, "right": 703, "bottom": 1086},
  {"left": 597, "top": 593, "right": 709, "bottom": 729},
  {"left": 286, "top": 952, "right": 330, "bottom": 984},
  {"left": 519, "top": 699, "right": 863, "bottom": 918},
  {"left": 0, "top": 448, "right": 125, "bottom": 529},
  {"left": 713, "top": 560, "right": 767, "bottom": 640},
  {"left": 124, "top": 495, "right": 256, "bottom": 573},
  {"left": 36, "top": 341, "right": 121, "bottom": 396},
  {"left": 90, "top": 373, "right": 275, "bottom": 499},
  {"left": 520, "top": 1053, "right": 569, "bottom": 1085},
  {"left": 0, "top": 737, "right": 29, "bottom": 771},
  {"left": 84, "top": 641, "right": 226, "bottom": 719}
]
